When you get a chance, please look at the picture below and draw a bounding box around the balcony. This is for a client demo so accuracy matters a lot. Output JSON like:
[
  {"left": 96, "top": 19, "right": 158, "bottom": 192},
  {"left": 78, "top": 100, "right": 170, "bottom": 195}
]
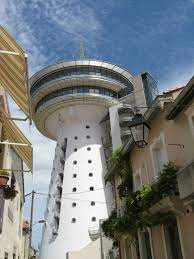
[
  {"left": 60, "top": 157, "right": 65, "bottom": 165},
  {"left": 101, "top": 136, "right": 112, "bottom": 149},
  {"left": 149, "top": 196, "right": 184, "bottom": 215},
  {"left": 177, "top": 160, "right": 194, "bottom": 211},
  {"left": 118, "top": 104, "right": 133, "bottom": 115},
  {"left": 52, "top": 227, "right": 58, "bottom": 236},
  {"left": 88, "top": 227, "right": 100, "bottom": 241},
  {"left": 120, "top": 127, "right": 131, "bottom": 140}
]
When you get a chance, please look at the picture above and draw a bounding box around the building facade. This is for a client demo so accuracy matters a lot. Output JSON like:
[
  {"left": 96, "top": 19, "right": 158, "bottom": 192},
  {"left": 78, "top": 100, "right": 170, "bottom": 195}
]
[
  {"left": 104, "top": 76, "right": 194, "bottom": 259},
  {"left": 30, "top": 60, "right": 157, "bottom": 259},
  {"left": 0, "top": 88, "right": 26, "bottom": 259}
]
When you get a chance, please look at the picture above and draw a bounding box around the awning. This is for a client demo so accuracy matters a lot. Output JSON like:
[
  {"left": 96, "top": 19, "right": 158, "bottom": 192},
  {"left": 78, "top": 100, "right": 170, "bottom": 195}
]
[
  {"left": 0, "top": 25, "right": 31, "bottom": 119},
  {"left": 1, "top": 111, "right": 33, "bottom": 171}
]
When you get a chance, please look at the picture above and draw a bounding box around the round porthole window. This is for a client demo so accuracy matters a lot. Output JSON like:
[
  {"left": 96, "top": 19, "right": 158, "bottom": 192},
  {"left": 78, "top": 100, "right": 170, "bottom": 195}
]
[
  {"left": 72, "top": 188, "right": 77, "bottom": 192},
  {"left": 91, "top": 201, "right": 95, "bottom": 206},
  {"left": 86, "top": 125, "right": 90, "bottom": 129},
  {"left": 86, "top": 135, "right": 90, "bottom": 139},
  {"left": 72, "top": 218, "right": 76, "bottom": 223},
  {"left": 74, "top": 148, "right": 77, "bottom": 152},
  {"left": 90, "top": 186, "right": 94, "bottom": 191},
  {"left": 88, "top": 160, "right": 92, "bottom": 164},
  {"left": 73, "top": 174, "right": 77, "bottom": 178},
  {"left": 87, "top": 147, "right": 91, "bottom": 151},
  {"left": 92, "top": 217, "right": 96, "bottom": 222},
  {"left": 89, "top": 173, "right": 93, "bottom": 177},
  {"left": 74, "top": 136, "right": 78, "bottom": 140},
  {"left": 72, "top": 202, "right": 76, "bottom": 207},
  {"left": 73, "top": 160, "right": 77, "bottom": 165}
]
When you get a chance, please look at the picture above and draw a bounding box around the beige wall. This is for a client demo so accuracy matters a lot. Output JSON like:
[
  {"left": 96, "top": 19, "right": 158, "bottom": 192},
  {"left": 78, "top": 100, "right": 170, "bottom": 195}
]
[
  {"left": 151, "top": 226, "right": 166, "bottom": 259},
  {"left": 121, "top": 91, "right": 194, "bottom": 259},
  {"left": 0, "top": 147, "right": 24, "bottom": 259},
  {"left": 177, "top": 213, "right": 194, "bottom": 259}
]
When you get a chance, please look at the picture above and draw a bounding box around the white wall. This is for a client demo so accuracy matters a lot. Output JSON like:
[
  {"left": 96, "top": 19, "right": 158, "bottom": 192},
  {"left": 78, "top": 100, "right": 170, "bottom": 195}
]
[
  {"left": 0, "top": 147, "right": 24, "bottom": 259},
  {"left": 109, "top": 105, "right": 122, "bottom": 151},
  {"left": 40, "top": 105, "right": 114, "bottom": 259}
]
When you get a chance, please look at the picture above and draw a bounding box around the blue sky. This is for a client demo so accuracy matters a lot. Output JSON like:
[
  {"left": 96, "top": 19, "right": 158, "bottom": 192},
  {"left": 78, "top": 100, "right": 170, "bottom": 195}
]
[{"left": 1, "top": 0, "right": 194, "bottom": 249}]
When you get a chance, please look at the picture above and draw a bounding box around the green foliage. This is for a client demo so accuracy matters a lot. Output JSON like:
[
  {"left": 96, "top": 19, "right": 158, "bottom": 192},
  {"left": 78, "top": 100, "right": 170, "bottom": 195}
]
[
  {"left": 105, "top": 146, "right": 133, "bottom": 196},
  {"left": 107, "top": 146, "right": 123, "bottom": 164},
  {"left": 102, "top": 161, "right": 178, "bottom": 242}
]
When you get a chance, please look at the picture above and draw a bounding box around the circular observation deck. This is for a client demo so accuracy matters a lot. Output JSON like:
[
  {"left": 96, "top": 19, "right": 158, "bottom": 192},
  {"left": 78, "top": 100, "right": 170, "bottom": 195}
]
[{"left": 30, "top": 60, "right": 133, "bottom": 140}]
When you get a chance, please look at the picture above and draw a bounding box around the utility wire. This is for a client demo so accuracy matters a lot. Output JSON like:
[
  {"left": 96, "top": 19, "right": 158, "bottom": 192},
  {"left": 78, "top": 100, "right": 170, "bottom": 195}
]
[{"left": 36, "top": 191, "right": 115, "bottom": 205}]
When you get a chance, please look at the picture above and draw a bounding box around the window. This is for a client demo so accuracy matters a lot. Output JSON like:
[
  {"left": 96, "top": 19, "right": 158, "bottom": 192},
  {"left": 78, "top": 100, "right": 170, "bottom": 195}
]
[
  {"left": 139, "top": 231, "right": 153, "bottom": 259},
  {"left": 164, "top": 218, "right": 183, "bottom": 258},
  {"left": 188, "top": 113, "right": 194, "bottom": 138},
  {"left": 134, "top": 171, "right": 141, "bottom": 191},
  {"left": 91, "top": 201, "right": 95, "bottom": 206},
  {"left": 86, "top": 135, "right": 90, "bottom": 139},
  {"left": 72, "top": 188, "right": 77, "bottom": 192},
  {"left": 71, "top": 218, "right": 76, "bottom": 223},
  {"left": 141, "top": 163, "right": 149, "bottom": 185},
  {"left": 91, "top": 217, "right": 96, "bottom": 222},
  {"left": 72, "top": 203, "right": 76, "bottom": 207},
  {"left": 87, "top": 147, "right": 91, "bottom": 151},
  {"left": 74, "top": 148, "right": 77, "bottom": 152},
  {"left": 150, "top": 134, "right": 168, "bottom": 178},
  {"left": 74, "top": 136, "right": 78, "bottom": 140},
  {"left": 86, "top": 125, "right": 90, "bottom": 129},
  {"left": 88, "top": 160, "right": 92, "bottom": 164},
  {"left": 4, "top": 252, "right": 8, "bottom": 259},
  {"left": 73, "top": 174, "right": 77, "bottom": 178},
  {"left": 89, "top": 173, "right": 93, "bottom": 177},
  {"left": 90, "top": 187, "right": 94, "bottom": 191},
  {"left": 73, "top": 160, "right": 77, "bottom": 165}
]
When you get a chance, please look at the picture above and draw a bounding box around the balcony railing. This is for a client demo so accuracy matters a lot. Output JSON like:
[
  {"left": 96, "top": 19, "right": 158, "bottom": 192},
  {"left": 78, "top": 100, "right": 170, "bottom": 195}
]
[{"left": 88, "top": 227, "right": 100, "bottom": 241}]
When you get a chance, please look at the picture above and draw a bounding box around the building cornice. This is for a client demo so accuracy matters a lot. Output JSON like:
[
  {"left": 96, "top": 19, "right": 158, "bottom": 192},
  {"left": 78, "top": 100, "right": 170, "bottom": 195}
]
[
  {"left": 29, "top": 59, "right": 133, "bottom": 87},
  {"left": 166, "top": 76, "right": 194, "bottom": 120}
]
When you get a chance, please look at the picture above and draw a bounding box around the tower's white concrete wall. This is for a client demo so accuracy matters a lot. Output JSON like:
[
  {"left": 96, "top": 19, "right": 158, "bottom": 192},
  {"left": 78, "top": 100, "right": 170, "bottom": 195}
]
[{"left": 40, "top": 105, "right": 113, "bottom": 259}]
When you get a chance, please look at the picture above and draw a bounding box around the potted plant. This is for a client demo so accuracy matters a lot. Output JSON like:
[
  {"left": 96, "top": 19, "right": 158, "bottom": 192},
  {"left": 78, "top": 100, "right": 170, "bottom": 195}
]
[
  {"left": 3, "top": 186, "right": 18, "bottom": 200},
  {"left": 0, "top": 170, "right": 9, "bottom": 187}
]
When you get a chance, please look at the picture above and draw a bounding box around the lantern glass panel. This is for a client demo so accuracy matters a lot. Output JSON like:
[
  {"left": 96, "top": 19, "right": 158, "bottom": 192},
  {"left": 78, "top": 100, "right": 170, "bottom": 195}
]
[{"left": 143, "top": 124, "right": 150, "bottom": 145}]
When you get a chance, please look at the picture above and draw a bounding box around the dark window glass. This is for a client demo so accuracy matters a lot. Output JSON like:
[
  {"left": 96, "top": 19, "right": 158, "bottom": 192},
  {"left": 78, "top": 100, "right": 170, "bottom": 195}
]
[
  {"left": 88, "top": 160, "right": 92, "bottom": 163},
  {"left": 86, "top": 135, "right": 90, "bottom": 139},
  {"left": 91, "top": 201, "right": 95, "bottom": 206},
  {"left": 72, "top": 188, "right": 77, "bottom": 192},
  {"left": 73, "top": 174, "right": 77, "bottom": 178},
  {"left": 73, "top": 88, "right": 78, "bottom": 94},
  {"left": 77, "top": 86, "right": 84, "bottom": 93},
  {"left": 92, "top": 217, "right": 96, "bottom": 222},
  {"left": 71, "top": 218, "right": 76, "bottom": 223},
  {"left": 74, "top": 148, "right": 77, "bottom": 152},
  {"left": 86, "top": 125, "right": 90, "bottom": 129},
  {"left": 87, "top": 147, "right": 91, "bottom": 151},
  {"left": 74, "top": 136, "right": 78, "bottom": 140},
  {"left": 89, "top": 173, "right": 93, "bottom": 177},
  {"left": 83, "top": 87, "right": 89, "bottom": 93},
  {"left": 73, "top": 161, "right": 77, "bottom": 165},
  {"left": 90, "top": 187, "right": 94, "bottom": 191},
  {"left": 89, "top": 88, "right": 95, "bottom": 93},
  {"left": 72, "top": 202, "right": 76, "bottom": 207},
  {"left": 82, "top": 67, "right": 89, "bottom": 74}
]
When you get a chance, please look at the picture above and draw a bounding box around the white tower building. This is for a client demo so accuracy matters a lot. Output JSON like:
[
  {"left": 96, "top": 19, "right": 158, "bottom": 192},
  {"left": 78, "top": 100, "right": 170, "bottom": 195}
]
[{"left": 30, "top": 60, "right": 158, "bottom": 259}]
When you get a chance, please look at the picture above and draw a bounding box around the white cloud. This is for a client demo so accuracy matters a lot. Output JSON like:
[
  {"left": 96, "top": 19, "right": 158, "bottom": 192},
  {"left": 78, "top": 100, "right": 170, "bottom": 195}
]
[
  {"left": 0, "top": 0, "right": 103, "bottom": 74},
  {"left": 1, "top": 0, "right": 104, "bottom": 248},
  {"left": 159, "top": 65, "right": 194, "bottom": 92}
]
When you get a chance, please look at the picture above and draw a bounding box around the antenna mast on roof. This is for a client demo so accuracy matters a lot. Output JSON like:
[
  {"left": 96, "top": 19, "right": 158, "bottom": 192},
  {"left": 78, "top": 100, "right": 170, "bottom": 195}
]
[{"left": 78, "top": 35, "right": 85, "bottom": 60}]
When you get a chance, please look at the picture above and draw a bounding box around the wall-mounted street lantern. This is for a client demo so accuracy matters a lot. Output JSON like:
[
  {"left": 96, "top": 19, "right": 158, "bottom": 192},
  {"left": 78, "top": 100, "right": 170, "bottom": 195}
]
[{"left": 128, "top": 114, "right": 151, "bottom": 148}]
